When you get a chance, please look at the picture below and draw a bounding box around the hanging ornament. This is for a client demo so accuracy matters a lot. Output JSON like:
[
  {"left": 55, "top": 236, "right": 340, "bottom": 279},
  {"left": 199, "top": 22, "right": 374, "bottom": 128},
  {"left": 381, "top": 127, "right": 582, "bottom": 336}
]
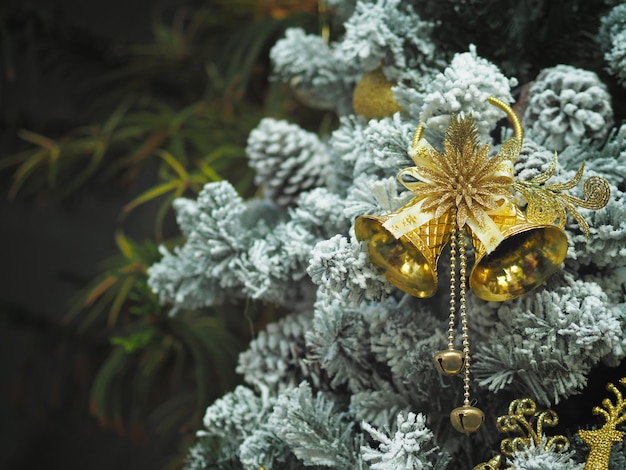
[
  {"left": 472, "top": 398, "right": 569, "bottom": 469},
  {"left": 354, "top": 96, "right": 611, "bottom": 433},
  {"left": 352, "top": 68, "right": 403, "bottom": 119},
  {"left": 579, "top": 377, "right": 626, "bottom": 470}
]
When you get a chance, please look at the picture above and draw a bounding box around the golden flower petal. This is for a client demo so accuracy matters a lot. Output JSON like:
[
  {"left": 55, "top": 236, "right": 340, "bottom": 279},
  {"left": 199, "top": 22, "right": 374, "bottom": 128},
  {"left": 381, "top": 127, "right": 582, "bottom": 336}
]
[{"left": 399, "top": 113, "right": 517, "bottom": 232}]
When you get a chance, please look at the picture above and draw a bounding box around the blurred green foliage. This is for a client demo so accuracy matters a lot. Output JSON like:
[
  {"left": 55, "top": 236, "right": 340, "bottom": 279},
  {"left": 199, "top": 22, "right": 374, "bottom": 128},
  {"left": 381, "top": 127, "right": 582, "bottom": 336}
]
[
  {"left": 0, "top": 0, "right": 322, "bottom": 465},
  {"left": 0, "top": 2, "right": 316, "bottom": 210}
]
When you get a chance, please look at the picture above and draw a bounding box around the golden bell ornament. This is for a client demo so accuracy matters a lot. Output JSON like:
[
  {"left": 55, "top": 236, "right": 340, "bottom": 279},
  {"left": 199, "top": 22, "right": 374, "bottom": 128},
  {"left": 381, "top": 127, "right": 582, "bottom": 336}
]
[
  {"left": 450, "top": 404, "right": 485, "bottom": 434},
  {"left": 353, "top": 95, "right": 610, "bottom": 437},
  {"left": 355, "top": 206, "right": 452, "bottom": 298},
  {"left": 352, "top": 68, "right": 403, "bottom": 119},
  {"left": 469, "top": 208, "right": 568, "bottom": 301},
  {"left": 434, "top": 349, "right": 465, "bottom": 376}
]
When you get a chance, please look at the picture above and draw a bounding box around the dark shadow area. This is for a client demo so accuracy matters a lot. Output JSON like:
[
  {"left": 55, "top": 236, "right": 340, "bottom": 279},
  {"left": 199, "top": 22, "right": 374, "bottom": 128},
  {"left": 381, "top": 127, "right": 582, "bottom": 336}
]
[
  {"left": 0, "top": 0, "right": 318, "bottom": 466},
  {"left": 0, "top": 1, "right": 182, "bottom": 468}
]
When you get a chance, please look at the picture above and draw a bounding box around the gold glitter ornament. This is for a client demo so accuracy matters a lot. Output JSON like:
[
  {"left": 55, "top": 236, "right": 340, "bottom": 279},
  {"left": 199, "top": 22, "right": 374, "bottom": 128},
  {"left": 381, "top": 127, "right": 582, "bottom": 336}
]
[
  {"left": 352, "top": 68, "right": 403, "bottom": 119},
  {"left": 473, "top": 398, "right": 569, "bottom": 469},
  {"left": 472, "top": 455, "right": 502, "bottom": 470},
  {"left": 579, "top": 377, "right": 626, "bottom": 470},
  {"left": 357, "top": 97, "right": 570, "bottom": 301},
  {"left": 395, "top": 113, "right": 518, "bottom": 250}
]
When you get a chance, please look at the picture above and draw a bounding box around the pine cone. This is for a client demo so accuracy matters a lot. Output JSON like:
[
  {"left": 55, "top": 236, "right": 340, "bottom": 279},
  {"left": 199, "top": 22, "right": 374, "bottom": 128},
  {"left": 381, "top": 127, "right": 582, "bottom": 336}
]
[
  {"left": 236, "top": 312, "right": 325, "bottom": 393},
  {"left": 523, "top": 64, "right": 613, "bottom": 151},
  {"left": 598, "top": 4, "right": 626, "bottom": 86},
  {"left": 246, "top": 118, "right": 329, "bottom": 207}
]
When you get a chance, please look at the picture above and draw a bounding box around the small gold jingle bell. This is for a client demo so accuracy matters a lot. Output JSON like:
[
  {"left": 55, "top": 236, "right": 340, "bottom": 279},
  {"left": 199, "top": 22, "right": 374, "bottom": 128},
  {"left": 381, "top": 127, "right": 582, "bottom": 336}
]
[
  {"left": 434, "top": 349, "right": 465, "bottom": 376},
  {"left": 450, "top": 404, "right": 485, "bottom": 434}
]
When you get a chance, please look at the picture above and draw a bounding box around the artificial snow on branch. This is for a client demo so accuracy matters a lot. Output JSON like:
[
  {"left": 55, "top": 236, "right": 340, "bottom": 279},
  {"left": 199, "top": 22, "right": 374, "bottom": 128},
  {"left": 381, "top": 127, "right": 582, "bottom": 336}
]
[
  {"left": 339, "top": 0, "right": 436, "bottom": 76},
  {"left": 307, "top": 234, "right": 391, "bottom": 305},
  {"left": 270, "top": 27, "right": 356, "bottom": 113},
  {"left": 473, "top": 272, "right": 625, "bottom": 405},
  {"left": 361, "top": 411, "right": 448, "bottom": 470},
  {"left": 504, "top": 438, "right": 584, "bottom": 470},
  {"left": 147, "top": 181, "right": 271, "bottom": 309},
  {"left": 419, "top": 45, "right": 517, "bottom": 138},
  {"left": 268, "top": 382, "right": 364, "bottom": 468}
]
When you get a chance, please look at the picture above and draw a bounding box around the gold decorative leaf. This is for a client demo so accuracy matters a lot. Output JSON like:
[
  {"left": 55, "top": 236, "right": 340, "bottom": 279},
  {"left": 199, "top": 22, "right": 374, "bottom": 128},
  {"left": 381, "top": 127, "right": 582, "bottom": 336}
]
[
  {"left": 513, "top": 156, "right": 610, "bottom": 237},
  {"left": 497, "top": 137, "right": 521, "bottom": 164}
]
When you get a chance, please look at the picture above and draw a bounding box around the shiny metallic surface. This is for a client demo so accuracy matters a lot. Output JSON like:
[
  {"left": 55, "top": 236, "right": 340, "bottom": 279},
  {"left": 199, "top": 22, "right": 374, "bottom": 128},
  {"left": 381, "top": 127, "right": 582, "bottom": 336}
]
[
  {"left": 434, "top": 349, "right": 465, "bottom": 376},
  {"left": 450, "top": 405, "right": 485, "bottom": 434},
  {"left": 354, "top": 212, "right": 451, "bottom": 298},
  {"left": 470, "top": 220, "right": 568, "bottom": 302}
]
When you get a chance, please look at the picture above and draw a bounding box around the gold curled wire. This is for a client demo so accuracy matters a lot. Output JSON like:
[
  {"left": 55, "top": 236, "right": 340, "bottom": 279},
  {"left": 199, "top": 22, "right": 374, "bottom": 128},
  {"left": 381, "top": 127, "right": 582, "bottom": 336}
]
[
  {"left": 487, "top": 96, "right": 523, "bottom": 144},
  {"left": 411, "top": 96, "right": 521, "bottom": 152},
  {"left": 497, "top": 398, "right": 569, "bottom": 457},
  {"left": 512, "top": 155, "right": 611, "bottom": 236}
]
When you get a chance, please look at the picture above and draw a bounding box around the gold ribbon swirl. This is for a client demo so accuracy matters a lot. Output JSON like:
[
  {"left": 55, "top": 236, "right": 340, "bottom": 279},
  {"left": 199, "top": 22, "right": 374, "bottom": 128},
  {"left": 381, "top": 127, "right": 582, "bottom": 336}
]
[{"left": 512, "top": 155, "right": 611, "bottom": 237}]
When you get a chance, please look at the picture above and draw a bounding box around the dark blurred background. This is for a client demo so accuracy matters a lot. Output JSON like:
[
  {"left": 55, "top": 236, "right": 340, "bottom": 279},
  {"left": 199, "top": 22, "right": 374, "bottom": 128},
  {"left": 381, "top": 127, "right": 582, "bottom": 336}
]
[
  {"left": 0, "top": 1, "right": 184, "bottom": 468},
  {"left": 0, "top": 0, "right": 319, "bottom": 468}
]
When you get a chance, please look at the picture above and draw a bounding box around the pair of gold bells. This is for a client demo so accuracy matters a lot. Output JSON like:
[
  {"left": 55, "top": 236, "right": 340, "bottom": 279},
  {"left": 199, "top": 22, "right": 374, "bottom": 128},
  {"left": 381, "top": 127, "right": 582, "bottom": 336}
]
[
  {"left": 354, "top": 96, "right": 607, "bottom": 434},
  {"left": 355, "top": 204, "right": 567, "bottom": 302}
]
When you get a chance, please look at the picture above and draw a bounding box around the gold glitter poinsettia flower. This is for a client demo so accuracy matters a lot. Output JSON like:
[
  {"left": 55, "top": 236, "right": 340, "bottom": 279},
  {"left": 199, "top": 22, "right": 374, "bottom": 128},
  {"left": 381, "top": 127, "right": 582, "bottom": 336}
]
[
  {"left": 383, "top": 113, "right": 520, "bottom": 252},
  {"left": 405, "top": 114, "right": 516, "bottom": 228}
]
